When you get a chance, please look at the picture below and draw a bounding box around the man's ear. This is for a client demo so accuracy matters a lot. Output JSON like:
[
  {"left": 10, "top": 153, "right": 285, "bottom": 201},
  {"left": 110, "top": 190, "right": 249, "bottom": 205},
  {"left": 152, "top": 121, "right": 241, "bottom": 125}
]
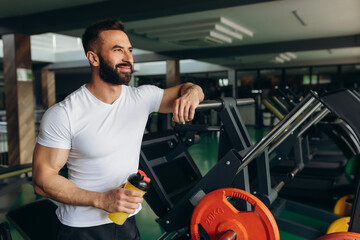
[{"left": 86, "top": 51, "right": 100, "bottom": 67}]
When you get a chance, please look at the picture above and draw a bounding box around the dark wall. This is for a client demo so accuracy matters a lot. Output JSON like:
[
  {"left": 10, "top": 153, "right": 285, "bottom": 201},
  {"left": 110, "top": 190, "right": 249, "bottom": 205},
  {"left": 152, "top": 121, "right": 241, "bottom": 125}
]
[{"left": 55, "top": 71, "right": 91, "bottom": 102}]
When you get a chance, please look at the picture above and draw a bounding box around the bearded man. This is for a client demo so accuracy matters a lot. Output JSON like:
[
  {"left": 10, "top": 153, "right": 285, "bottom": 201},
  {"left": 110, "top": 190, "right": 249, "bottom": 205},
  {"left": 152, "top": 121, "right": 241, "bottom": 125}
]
[{"left": 32, "top": 19, "right": 204, "bottom": 240}]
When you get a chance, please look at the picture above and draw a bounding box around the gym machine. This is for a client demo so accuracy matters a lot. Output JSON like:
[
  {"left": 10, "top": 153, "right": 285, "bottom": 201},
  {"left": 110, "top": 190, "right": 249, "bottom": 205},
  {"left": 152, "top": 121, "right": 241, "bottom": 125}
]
[
  {"left": 264, "top": 87, "right": 360, "bottom": 200},
  {"left": 139, "top": 89, "right": 360, "bottom": 239},
  {"left": 316, "top": 89, "right": 360, "bottom": 240}
]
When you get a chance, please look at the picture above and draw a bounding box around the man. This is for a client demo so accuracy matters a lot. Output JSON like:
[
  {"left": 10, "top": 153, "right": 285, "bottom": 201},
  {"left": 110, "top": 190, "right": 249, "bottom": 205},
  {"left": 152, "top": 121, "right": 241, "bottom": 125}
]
[{"left": 32, "top": 19, "right": 204, "bottom": 239}]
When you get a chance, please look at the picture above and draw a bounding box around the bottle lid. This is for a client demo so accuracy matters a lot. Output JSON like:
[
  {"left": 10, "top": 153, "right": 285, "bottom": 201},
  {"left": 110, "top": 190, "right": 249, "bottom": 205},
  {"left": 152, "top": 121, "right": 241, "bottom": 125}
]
[{"left": 128, "top": 169, "right": 151, "bottom": 191}]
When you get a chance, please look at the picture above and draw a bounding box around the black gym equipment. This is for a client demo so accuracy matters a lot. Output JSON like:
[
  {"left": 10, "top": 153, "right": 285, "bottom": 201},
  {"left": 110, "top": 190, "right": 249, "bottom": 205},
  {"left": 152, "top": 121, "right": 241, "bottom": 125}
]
[
  {"left": 0, "top": 222, "right": 12, "bottom": 240},
  {"left": 137, "top": 89, "right": 360, "bottom": 239},
  {"left": 6, "top": 199, "right": 58, "bottom": 240},
  {"left": 263, "top": 87, "right": 360, "bottom": 200}
]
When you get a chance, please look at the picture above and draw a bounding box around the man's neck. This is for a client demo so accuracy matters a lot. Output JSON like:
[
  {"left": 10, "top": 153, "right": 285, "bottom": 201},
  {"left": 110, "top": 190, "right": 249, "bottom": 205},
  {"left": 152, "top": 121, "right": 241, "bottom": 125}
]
[{"left": 86, "top": 77, "right": 122, "bottom": 105}]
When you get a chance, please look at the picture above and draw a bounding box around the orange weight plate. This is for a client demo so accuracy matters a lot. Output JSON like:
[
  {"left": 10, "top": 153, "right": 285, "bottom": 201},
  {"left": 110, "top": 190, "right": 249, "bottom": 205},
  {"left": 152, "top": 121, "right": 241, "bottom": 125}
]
[
  {"left": 317, "top": 232, "right": 360, "bottom": 240},
  {"left": 190, "top": 188, "right": 280, "bottom": 240}
]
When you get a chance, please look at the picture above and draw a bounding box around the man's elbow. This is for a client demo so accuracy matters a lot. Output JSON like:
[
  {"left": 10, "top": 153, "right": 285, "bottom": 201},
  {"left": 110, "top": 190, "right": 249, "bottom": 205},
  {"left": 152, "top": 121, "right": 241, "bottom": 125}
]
[
  {"left": 32, "top": 174, "right": 48, "bottom": 197},
  {"left": 33, "top": 184, "right": 43, "bottom": 196}
]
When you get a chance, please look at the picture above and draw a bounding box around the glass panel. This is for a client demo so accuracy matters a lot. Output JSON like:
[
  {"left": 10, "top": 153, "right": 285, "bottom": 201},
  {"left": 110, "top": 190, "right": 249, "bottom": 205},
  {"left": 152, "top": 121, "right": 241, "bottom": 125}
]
[{"left": 237, "top": 70, "right": 257, "bottom": 98}]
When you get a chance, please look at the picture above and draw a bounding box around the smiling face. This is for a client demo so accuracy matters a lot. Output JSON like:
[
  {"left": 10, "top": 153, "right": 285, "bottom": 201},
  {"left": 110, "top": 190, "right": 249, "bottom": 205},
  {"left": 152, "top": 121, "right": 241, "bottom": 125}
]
[{"left": 97, "top": 30, "right": 134, "bottom": 85}]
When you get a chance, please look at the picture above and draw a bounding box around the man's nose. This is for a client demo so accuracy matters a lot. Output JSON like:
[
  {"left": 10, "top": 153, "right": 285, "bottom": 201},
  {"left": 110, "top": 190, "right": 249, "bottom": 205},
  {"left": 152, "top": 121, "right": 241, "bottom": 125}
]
[{"left": 122, "top": 50, "right": 133, "bottom": 62}]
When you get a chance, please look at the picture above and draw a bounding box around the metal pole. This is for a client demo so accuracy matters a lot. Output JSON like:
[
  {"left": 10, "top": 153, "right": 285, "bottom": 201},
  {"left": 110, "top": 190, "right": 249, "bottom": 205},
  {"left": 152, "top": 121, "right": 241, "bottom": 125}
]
[
  {"left": 267, "top": 101, "right": 323, "bottom": 154},
  {"left": 236, "top": 94, "right": 317, "bottom": 175},
  {"left": 196, "top": 98, "right": 254, "bottom": 111},
  {"left": 236, "top": 98, "right": 255, "bottom": 106},
  {"left": 296, "top": 108, "right": 330, "bottom": 137}
]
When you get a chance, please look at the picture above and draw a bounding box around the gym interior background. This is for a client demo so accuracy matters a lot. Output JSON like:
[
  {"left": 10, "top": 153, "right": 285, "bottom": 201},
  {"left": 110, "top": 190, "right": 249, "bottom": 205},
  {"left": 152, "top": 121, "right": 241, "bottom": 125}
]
[{"left": 0, "top": 0, "right": 360, "bottom": 239}]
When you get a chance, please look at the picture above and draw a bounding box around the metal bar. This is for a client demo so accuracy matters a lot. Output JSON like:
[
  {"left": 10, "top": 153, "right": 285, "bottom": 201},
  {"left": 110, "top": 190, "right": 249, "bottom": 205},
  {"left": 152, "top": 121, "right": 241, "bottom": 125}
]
[
  {"left": 236, "top": 98, "right": 254, "bottom": 106},
  {"left": 273, "top": 181, "right": 285, "bottom": 193},
  {"left": 268, "top": 101, "right": 323, "bottom": 153},
  {"left": 196, "top": 98, "right": 254, "bottom": 111},
  {"left": 157, "top": 231, "right": 171, "bottom": 240},
  {"left": 196, "top": 100, "right": 223, "bottom": 111},
  {"left": 288, "top": 167, "right": 301, "bottom": 180},
  {"left": 297, "top": 108, "right": 330, "bottom": 137},
  {"left": 219, "top": 230, "right": 237, "bottom": 240},
  {"left": 285, "top": 86, "right": 300, "bottom": 103},
  {"left": 236, "top": 94, "right": 317, "bottom": 175},
  {"left": 0, "top": 167, "right": 32, "bottom": 180}
]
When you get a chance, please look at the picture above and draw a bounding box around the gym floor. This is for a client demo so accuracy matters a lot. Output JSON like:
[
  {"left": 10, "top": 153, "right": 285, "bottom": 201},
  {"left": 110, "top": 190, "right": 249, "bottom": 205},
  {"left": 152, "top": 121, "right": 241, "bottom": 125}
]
[{"left": 2, "top": 127, "right": 336, "bottom": 240}]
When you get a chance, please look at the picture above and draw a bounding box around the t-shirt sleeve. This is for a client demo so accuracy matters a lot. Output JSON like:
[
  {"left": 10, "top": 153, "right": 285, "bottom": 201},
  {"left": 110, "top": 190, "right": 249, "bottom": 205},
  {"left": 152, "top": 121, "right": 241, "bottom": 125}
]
[
  {"left": 37, "top": 104, "right": 72, "bottom": 149},
  {"left": 138, "top": 85, "right": 164, "bottom": 113}
]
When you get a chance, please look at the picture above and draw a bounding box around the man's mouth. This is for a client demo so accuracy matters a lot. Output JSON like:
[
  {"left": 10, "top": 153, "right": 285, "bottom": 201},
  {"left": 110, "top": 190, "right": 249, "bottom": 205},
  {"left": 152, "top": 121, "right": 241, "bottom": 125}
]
[{"left": 116, "top": 63, "right": 133, "bottom": 72}]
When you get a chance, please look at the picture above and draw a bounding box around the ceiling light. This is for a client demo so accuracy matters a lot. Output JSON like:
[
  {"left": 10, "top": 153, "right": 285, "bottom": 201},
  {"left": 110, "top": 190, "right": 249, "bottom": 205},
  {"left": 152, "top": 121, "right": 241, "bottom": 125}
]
[
  {"left": 77, "top": 38, "right": 82, "bottom": 47},
  {"left": 279, "top": 54, "right": 291, "bottom": 61},
  {"left": 173, "top": 36, "right": 224, "bottom": 47},
  {"left": 285, "top": 52, "right": 297, "bottom": 59},
  {"left": 275, "top": 57, "right": 285, "bottom": 63},
  {"left": 131, "top": 17, "right": 252, "bottom": 47},
  {"left": 204, "top": 37, "right": 224, "bottom": 44},
  {"left": 272, "top": 52, "right": 298, "bottom": 64},
  {"left": 210, "top": 31, "right": 232, "bottom": 43},
  {"left": 159, "top": 31, "right": 232, "bottom": 44},
  {"left": 133, "top": 18, "right": 220, "bottom": 34},
  {"left": 215, "top": 24, "right": 243, "bottom": 40},
  {"left": 160, "top": 32, "right": 210, "bottom": 41},
  {"left": 220, "top": 17, "right": 253, "bottom": 37},
  {"left": 52, "top": 34, "right": 57, "bottom": 49},
  {"left": 147, "top": 25, "right": 213, "bottom": 38}
]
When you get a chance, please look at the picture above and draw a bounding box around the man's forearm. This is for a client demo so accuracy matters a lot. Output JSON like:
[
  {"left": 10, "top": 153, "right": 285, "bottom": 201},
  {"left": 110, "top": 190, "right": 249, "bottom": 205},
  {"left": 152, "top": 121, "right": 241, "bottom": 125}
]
[{"left": 34, "top": 173, "right": 103, "bottom": 209}]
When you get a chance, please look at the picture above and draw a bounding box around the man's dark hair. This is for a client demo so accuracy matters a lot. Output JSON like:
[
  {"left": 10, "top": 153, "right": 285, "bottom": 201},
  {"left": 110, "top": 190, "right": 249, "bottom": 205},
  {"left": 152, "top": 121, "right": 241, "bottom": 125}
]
[{"left": 82, "top": 19, "right": 125, "bottom": 54}]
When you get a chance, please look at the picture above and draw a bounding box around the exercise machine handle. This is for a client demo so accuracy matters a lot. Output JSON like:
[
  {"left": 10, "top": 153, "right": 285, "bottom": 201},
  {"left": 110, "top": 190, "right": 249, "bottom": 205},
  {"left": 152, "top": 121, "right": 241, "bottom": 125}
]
[{"left": 196, "top": 98, "right": 254, "bottom": 111}]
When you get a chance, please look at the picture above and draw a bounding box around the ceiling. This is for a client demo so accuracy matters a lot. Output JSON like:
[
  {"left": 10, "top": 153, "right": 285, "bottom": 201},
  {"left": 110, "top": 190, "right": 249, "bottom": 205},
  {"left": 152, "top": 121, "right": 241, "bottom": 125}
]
[{"left": 0, "top": 0, "right": 359, "bottom": 70}]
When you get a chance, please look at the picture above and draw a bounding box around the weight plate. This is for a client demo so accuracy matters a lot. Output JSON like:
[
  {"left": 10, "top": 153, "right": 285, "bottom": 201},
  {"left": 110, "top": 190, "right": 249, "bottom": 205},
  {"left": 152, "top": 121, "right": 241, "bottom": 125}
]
[
  {"left": 317, "top": 232, "right": 360, "bottom": 240},
  {"left": 190, "top": 188, "right": 279, "bottom": 240},
  {"left": 327, "top": 217, "right": 351, "bottom": 234},
  {"left": 334, "top": 195, "right": 353, "bottom": 216}
]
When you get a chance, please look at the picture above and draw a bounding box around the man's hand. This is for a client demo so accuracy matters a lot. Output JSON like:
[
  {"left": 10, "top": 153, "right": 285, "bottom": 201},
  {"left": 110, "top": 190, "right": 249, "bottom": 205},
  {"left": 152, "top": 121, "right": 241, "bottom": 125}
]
[
  {"left": 159, "top": 83, "right": 204, "bottom": 122},
  {"left": 101, "top": 186, "right": 143, "bottom": 214},
  {"left": 172, "top": 87, "right": 200, "bottom": 123}
]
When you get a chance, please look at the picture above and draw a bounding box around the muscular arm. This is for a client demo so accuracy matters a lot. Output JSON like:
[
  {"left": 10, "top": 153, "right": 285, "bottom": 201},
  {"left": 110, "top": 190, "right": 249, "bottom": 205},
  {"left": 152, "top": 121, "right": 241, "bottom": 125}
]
[
  {"left": 32, "top": 143, "right": 142, "bottom": 214},
  {"left": 159, "top": 83, "right": 204, "bottom": 122}
]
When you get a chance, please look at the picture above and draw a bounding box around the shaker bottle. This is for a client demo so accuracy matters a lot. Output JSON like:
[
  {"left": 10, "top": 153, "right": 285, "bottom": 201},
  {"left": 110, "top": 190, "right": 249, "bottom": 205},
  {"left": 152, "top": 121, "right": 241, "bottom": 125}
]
[{"left": 108, "top": 169, "right": 150, "bottom": 225}]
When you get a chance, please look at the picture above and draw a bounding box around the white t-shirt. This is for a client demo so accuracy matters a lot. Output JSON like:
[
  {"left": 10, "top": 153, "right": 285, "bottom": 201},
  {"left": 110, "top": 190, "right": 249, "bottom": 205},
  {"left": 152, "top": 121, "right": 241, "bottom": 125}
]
[{"left": 37, "top": 84, "right": 164, "bottom": 227}]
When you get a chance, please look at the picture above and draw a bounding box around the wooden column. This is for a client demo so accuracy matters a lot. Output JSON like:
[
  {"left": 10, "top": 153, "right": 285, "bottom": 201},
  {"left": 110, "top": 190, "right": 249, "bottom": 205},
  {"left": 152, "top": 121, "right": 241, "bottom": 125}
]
[
  {"left": 166, "top": 60, "right": 181, "bottom": 87},
  {"left": 41, "top": 69, "right": 56, "bottom": 109},
  {"left": 3, "top": 33, "right": 36, "bottom": 166}
]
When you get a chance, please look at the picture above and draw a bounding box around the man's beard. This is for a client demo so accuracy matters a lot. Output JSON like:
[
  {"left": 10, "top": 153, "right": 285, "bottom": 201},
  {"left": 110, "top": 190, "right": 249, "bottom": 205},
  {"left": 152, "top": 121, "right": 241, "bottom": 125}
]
[{"left": 98, "top": 55, "right": 133, "bottom": 85}]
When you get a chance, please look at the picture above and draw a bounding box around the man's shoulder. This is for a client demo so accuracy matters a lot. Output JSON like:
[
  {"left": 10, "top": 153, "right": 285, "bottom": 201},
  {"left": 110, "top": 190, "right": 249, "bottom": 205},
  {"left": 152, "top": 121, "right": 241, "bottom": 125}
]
[
  {"left": 127, "top": 84, "right": 163, "bottom": 95},
  {"left": 124, "top": 85, "right": 163, "bottom": 103}
]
